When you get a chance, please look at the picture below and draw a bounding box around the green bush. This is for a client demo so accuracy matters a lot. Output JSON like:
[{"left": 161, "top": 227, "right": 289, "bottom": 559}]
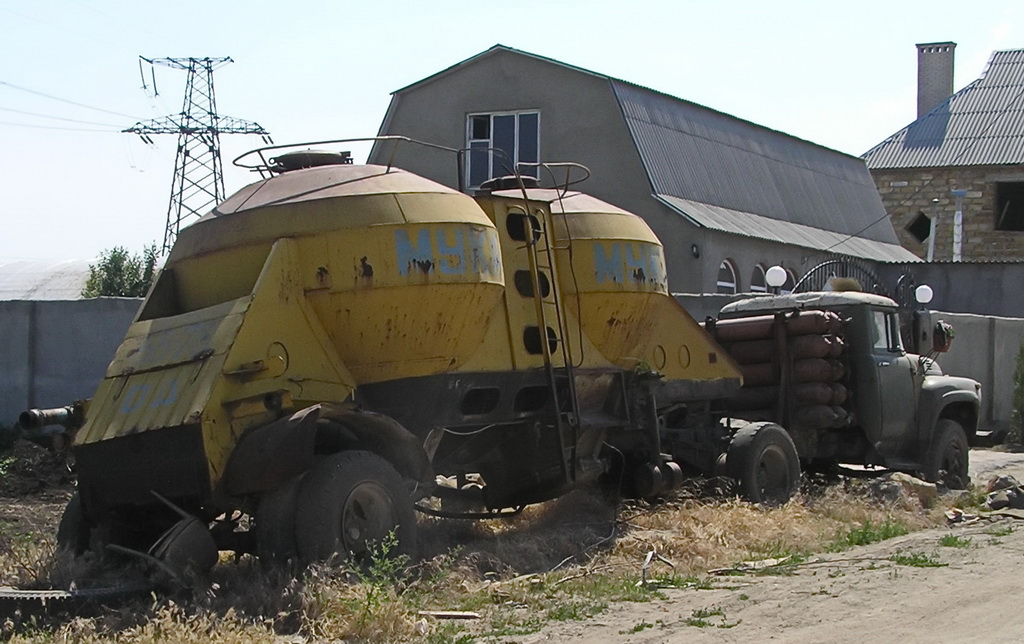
[{"left": 81, "top": 245, "right": 157, "bottom": 298}]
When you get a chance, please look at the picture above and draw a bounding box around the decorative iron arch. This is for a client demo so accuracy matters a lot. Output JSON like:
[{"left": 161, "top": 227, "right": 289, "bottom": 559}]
[{"left": 792, "top": 258, "right": 884, "bottom": 294}]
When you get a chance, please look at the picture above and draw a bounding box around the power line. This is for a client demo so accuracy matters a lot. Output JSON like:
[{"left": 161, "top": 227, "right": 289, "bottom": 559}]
[
  {"left": 0, "top": 79, "right": 142, "bottom": 120},
  {"left": 0, "top": 119, "right": 114, "bottom": 132},
  {"left": 0, "top": 105, "right": 123, "bottom": 127},
  {"left": 123, "top": 57, "right": 271, "bottom": 252}
]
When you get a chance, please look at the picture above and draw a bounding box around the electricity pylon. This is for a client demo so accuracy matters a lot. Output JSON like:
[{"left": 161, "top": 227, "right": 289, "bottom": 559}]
[{"left": 123, "top": 57, "right": 271, "bottom": 253}]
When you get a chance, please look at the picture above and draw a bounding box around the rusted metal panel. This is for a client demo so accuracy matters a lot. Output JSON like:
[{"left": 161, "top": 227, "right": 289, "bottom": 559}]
[{"left": 78, "top": 354, "right": 226, "bottom": 444}]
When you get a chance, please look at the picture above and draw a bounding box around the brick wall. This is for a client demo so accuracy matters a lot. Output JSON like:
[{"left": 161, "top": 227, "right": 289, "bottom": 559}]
[{"left": 871, "top": 164, "right": 1024, "bottom": 261}]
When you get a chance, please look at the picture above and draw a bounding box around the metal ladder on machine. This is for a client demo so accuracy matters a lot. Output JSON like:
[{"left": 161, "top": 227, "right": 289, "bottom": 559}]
[{"left": 521, "top": 206, "right": 582, "bottom": 484}]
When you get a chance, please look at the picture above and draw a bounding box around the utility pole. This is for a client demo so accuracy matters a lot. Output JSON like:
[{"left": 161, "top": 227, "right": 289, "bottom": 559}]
[{"left": 123, "top": 57, "right": 271, "bottom": 253}]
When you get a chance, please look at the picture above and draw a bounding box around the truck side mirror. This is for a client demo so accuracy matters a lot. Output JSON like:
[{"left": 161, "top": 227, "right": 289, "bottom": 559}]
[{"left": 933, "top": 320, "right": 955, "bottom": 353}]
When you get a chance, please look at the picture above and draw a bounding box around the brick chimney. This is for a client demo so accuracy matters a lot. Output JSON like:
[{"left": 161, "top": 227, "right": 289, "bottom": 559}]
[{"left": 916, "top": 41, "right": 956, "bottom": 118}]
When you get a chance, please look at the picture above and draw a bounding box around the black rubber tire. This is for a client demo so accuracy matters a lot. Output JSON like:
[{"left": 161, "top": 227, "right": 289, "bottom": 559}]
[
  {"left": 726, "top": 422, "right": 801, "bottom": 505},
  {"left": 294, "top": 451, "right": 417, "bottom": 564},
  {"left": 56, "top": 492, "right": 89, "bottom": 554},
  {"left": 923, "top": 419, "right": 970, "bottom": 489},
  {"left": 255, "top": 473, "right": 305, "bottom": 563}
]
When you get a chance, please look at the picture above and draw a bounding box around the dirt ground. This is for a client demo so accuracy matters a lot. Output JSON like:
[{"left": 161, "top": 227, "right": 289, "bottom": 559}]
[
  {"left": 3, "top": 447, "right": 1024, "bottom": 642},
  {"left": 527, "top": 450, "right": 1024, "bottom": 644}
]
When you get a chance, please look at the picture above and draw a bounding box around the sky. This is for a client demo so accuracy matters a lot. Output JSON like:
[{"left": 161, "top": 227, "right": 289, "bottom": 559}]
[{"left": 0, "top": 0, "right": 1021, "bottom": 262}]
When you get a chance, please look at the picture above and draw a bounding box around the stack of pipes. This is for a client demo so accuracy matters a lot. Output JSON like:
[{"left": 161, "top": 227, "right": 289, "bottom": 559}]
[{"left": 713, "top": 311, "right": 851, "bottom": 430}]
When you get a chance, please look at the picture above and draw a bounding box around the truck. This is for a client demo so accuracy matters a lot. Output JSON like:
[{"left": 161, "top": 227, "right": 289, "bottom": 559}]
[
  {"left": 706, "top": 292, "right": 980, "bottom": 498},
  {"left": 20, "top": 138, "right": 981, "bottom": 572}
]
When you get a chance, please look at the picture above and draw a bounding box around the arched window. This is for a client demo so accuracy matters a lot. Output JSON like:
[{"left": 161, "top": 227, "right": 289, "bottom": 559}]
[
  {"left": 716, "top": 259, "right": 738, "bottom": 294},
  {"left": 750, "top": 264, "right": 767, "bottom": 293},
  {"left": 781, "top": 269, "right": 797, "bottom": 295}
]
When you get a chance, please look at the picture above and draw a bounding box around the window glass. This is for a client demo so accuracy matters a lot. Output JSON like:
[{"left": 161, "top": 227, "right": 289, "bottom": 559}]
[
  {"left": 518, "top": 112, "right": 539, "bottom": 178},
  {"left": 750, "top": 264, "right": 767, "bottom": 293},
  {"left": 716, "top": 259, "right": 737, "bottom": 294},
  {"left": 996, "top": 181, "right": 1024, "bottom": 231},
  {"left": 871, "top": 310, "right": 903, "bottom": 352},
  {"left": 492, "top": 114, "right": 516, "bottom": 176},
  {"left": 468, "top": 141, "right": 490, "bottom": 190},
  {"left": 470, "top": 115, "right": 490, "bottom": 140},
  {"left": 871, "top": 311, "right": 889, "bottom": 350}
]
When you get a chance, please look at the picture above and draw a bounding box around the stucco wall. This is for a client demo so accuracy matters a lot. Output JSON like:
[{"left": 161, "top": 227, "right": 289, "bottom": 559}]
[
  {"left": 0, "top": 298, "right": 139, "bottom": 426},
  {"left": 872, "top": 165, "right": 1024, "bottom": 262},
  {"left": 876, "top": 262, "right": 1024, "bottom": 318},
  {"left": 370, "top": 51, "right": 820, "bottom": 295},
  {"left": 933, "top": 310, "right": 1024, "bottom": 432}
]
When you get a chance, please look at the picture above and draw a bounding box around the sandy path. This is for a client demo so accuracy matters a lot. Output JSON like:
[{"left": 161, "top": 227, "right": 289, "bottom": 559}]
[{"left": 526, "top": 449, "right": 1024, "bottom": 643}]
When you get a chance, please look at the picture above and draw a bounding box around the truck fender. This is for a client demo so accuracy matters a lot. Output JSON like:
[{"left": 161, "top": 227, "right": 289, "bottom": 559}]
[
  {"left": 917, "top": 380, "right": 980, "bottom": 444},
  {"left": 222, "top": 402, "right": 433, "bottom": 497}
]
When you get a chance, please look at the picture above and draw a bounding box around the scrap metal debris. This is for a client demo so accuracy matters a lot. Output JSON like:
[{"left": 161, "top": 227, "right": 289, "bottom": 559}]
[{"left": 984, "top": 475, "right": 1024, "bottom": 511}]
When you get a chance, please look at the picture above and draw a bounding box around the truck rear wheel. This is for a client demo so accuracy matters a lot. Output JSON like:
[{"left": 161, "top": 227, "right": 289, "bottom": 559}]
[
  {"left": 727, "top": 422, "right": 801, "bottom": 505},
  {"left": 294, "top": 451, "right": 417, "bottom": 564},
  {"left": 924, "top": 419, "right": 970, "bottom": 489}
]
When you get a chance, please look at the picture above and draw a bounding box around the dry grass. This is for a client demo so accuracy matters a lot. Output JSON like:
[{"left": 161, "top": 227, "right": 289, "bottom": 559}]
[{"left": 0, "top": 477, "right": 959, "bottom": 642}]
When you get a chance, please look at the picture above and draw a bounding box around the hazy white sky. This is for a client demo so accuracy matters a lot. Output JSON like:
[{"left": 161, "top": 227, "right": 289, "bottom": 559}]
[{"left": 0, "top": 0, "right": 1020, "bottom": 261}]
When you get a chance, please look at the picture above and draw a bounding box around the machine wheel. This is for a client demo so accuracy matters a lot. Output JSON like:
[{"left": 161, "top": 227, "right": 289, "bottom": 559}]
[
  {"left": 56, "top": 492, "right": 89, "bottom": 554},
  {"left": 923, "top": 419, "right": 970, "bottom": 489},
  {"left": 726, "top": 422, "right": 801, "bottom": 505},
  {"left": 255, "top": 474, "right": 305, "bottom": 562},
  {"left": 294, "top": 451, "right": 417, "bottom": 564}
]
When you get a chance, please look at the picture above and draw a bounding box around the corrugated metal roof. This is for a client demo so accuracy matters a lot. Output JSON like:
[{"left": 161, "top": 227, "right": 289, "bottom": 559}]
[
  {"left": 0, "top": 259, "right": 93, "bottom": 301},
  {"left": 613, "top": 81, "right": 899, "bottom": 245},
  {"left": 657, "top": 195, "right": 920, "bottom": 263},
  {"left": 864, "top": 49, "right": 1024, "bottom": 169}
]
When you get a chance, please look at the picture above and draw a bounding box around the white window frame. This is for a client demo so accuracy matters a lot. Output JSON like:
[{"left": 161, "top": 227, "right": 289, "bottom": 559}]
[{"left": 466, "top": 110, "right": 540, "bottom": 188}]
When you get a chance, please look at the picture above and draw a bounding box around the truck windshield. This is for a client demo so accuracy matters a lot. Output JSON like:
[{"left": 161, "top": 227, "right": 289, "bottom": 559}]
[{"left": 871, "top": 310, "right": 903, "bottom": 353}]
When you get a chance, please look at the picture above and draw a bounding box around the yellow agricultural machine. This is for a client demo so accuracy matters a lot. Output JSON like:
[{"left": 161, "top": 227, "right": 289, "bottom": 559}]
[{"left": 21, "top": 137, "right": 977, "bottom": 571}]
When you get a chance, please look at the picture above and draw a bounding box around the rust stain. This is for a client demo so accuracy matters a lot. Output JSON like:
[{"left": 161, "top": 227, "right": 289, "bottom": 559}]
[
  {"left": 358, "top": 257, "right": 374, "bottom": 278},
  {"left": 409, "top": 259, "right": 434, "bottom": 274},
  {"left": 316, "top": 266, "right": 330, "bottom": 287}
]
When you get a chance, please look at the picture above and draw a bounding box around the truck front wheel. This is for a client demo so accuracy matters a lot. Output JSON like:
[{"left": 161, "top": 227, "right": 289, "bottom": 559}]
[
  {"left": 924, "top": 420, "right": 970, "bottom": 489},
  {"left": 294, "top": 451, "right": 417, "bottom": 564},
  {"left": 727, "top": 422, "right": 801, "bottom": 505}
]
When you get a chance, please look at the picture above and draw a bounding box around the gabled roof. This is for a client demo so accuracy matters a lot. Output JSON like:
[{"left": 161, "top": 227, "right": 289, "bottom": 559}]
[
  {"left": 864, "top": 49, "right": 1024, "bottom": 169},
  {"left": 392, "top": 44, "right": 607, "bottom": 94}
]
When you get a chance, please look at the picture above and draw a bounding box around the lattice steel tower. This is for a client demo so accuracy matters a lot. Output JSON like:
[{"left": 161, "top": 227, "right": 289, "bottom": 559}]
[{"left": 123, "top": 57, "right": 271, "bottom": 252}]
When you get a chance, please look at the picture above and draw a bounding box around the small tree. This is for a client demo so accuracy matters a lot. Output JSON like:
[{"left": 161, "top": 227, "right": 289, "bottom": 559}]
[
  {"left": 1011, "top": 340, "right": 1024, "bottom": 445},
  {"left": 81, "top": 245, "right": 158, "bottom": 298}
]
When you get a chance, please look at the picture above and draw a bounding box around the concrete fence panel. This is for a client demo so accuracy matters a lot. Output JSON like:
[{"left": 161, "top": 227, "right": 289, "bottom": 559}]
[{"left": 0, "top": 298, "right": 140, "bottom": 426}]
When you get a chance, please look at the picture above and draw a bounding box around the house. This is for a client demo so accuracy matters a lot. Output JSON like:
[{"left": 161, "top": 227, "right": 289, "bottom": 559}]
[
  {"left": 369, "top": 45, "right": 917, "bottom": 296},
  {"left": 864, "top": 43, "right": 1024, "bottom": 262}
]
